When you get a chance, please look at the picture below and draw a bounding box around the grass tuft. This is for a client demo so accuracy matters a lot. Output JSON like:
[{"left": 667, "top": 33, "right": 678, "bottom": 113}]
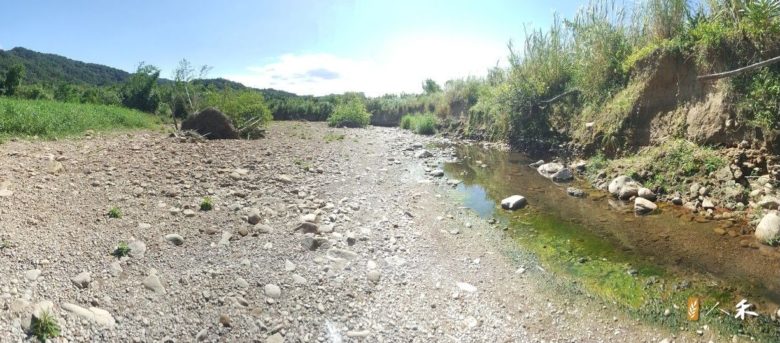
[
  {"left": 113, "top": 241, "right": 131, "bottom": 257},
  {"left": 200, "top": 197, "right": 213, "bottom": 211},
  {"left": 108, "top": 206, "right": 122, "bottom": 219}
]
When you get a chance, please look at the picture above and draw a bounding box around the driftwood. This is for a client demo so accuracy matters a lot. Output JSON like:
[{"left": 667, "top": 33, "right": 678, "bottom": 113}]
[{"left": 698, "top": 55, "right": 780, "bottom": 81}]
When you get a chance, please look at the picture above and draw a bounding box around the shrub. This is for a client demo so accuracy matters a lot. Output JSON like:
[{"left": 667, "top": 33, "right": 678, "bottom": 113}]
[
  {"left": 399, "top": 113, "right": 437, "bottom": 135},
  {"left": 399, "top": 115, "right": 413, "bottom": 129},
  {"left": 327, "top": 99, "right": 371, "bottom": 128},
  {"left": 413, "top": 114, "right": 437, "bottom": 135},
  {"left": 737, "top": 67, "right": 780, "bottom": 130},
  {"left": 202, "top": 88, "right": 272, "bottom": 138}
]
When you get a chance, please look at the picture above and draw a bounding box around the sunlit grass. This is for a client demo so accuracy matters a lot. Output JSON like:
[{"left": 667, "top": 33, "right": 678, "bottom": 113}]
[{"left": 0, "top": 97, "right": 157, "bottom": 139}]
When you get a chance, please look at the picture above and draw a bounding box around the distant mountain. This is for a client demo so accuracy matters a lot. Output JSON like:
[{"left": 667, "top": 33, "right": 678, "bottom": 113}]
[
  {"left": 0, "top": 47, "right": 300, "bottom": 99},
  {"left": 0, "top": 47, "right": 130, "bottom": 86}
]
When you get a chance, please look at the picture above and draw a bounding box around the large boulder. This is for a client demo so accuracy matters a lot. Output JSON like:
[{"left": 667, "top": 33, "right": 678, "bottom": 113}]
[
  {"left": 638, "top": 187, "right": 657, "bottom": 201},
  {"left": 608, "top": 176, "right": 633, "bottom": 196},
  {"left": 501, "top": 195, "right": 527, "bottom": 210},
  {"left": 618, "top": 182, "right": 640, "bottom": 200},
  {"left": 756, "top": 212, "right": 780, "bottom": 244},
  {"left": 537, "top": 163, "right": 564, "bottom": 179},
  {"left": 634, "top": 197, "right": 658, "bottom": 215},
  {"left": 551, "top": 168, "right": 574, "bottom": 182},
  {"left": 181, "top": 108, "right": 239, "bottom": 139},
  {"left": 609, "top": 175, "right": 642, "bottom": 200},
  {"left": 758, "top": 195, "right": 780, "bottom": 210}
]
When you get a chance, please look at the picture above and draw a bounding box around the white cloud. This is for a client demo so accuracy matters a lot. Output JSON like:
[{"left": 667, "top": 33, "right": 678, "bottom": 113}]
[{"left": 224, "top": 33, "right": 507, "bottom": 96}]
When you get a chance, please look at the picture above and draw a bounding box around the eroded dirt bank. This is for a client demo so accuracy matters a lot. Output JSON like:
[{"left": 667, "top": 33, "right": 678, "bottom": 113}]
[{"left": 0, "top": 122, "right": 717, "bottom": 342}]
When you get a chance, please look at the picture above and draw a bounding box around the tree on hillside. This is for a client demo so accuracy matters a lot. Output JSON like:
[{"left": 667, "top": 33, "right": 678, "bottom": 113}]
[
  {"left": 121, "top": 63, "right": 161, "bottom": 113},
  {"left": 1, "top": 64, "right": 25, "bottom": 96},
  {"left": 422, "top": 78, "right": 442, "bottom": 95}
]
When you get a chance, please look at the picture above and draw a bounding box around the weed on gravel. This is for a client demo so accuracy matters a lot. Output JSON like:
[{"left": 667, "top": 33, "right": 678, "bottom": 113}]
[
  {"left": 29, "top": 310, "right": 60, "bottom": 342},
  {"left": 108, "top": 206, "right": 122, "bottom": 219},
  {"left": 200, "top": 197, "right": 213, "bottom": 211},
  {"left": 112, "top": 241, "right": 130, "bottom": 257}
]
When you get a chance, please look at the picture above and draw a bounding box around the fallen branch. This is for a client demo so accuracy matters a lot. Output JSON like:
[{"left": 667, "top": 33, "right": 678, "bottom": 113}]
[
  {"left": 539, "top": 88, "right": 581, "bottom": 104},
  {"left": 698, "top": 55, "right": 780, "bottom": 81}
]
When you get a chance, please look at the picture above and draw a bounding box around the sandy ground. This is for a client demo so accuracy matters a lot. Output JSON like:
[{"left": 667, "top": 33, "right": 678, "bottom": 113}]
[{"left": 0, "top": 122, "right": 721, "bottom": 342}]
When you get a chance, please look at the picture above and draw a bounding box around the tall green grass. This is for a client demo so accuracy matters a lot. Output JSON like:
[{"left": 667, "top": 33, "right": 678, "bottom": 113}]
[
  {"left": 400, "top": 113, "right": 437, "bottom": 135},
  {"left": 0, "top": 97, "right": 157, "bottom": 138}
]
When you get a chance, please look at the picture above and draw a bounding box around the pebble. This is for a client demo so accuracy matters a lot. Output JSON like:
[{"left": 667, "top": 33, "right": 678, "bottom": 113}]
[
  {"left": 264, "top": 284, "right": 282, "bottom": 299},
  {"left": 164, "top": 233, "right": 184, "bottom": 246},
  {"left": 292, "top": 274, "right": 307, "bottom": 284},
  {"left": 235, "top": 277, "right": 250, "bottom": 288},
  {"left": 367, "top": 270, "right": 381, "bottom": 283},
  {"left": 24, "top": 269, "right": 41, "bottom": 282},
  {"left": 71, "top": 271, "right": 92, "bottom": 289},
  {"left": 143, "top": 274, "right": 166, "bottom": 294},
  {"left": 456, "top": 282, "right": 477, "bottom": 293},
  {"left": 284, "top": 260, "right": 296, "bottom": 272},
  {"left": 219, "top": 314, "right": 232, "bottom": 327},
  {"left": 128, "top": 240, "right": 147, "bottom": 258},
  {"left": 266, "top": 333, "right": 284, "bottom": 343}
]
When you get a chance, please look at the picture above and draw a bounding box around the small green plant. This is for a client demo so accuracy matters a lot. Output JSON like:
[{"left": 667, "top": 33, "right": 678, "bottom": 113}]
[
  {"left": 108, "top": 206, "right": 122, "bottom": 219},
  {"left": 766, "top": 237, "right": 780, "bottom": 247},
  {"left": 29, "top": 310, "right": 60, "bottom": 342},
  {"left": 113, "top": 241, "right": 131, "bottom": 257},
  {"left": 200, "top": 197, "right": 213, "bottom": 211}
]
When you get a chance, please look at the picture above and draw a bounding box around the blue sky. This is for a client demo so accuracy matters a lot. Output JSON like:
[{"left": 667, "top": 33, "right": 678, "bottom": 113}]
[{"left": 1, "top": 0, "right": 578, "bottom": 95}]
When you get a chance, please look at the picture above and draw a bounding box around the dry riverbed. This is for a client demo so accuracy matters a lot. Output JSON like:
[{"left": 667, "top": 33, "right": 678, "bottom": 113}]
[{"left": 0, "top": 122, "right": 720, "bottom": 342}]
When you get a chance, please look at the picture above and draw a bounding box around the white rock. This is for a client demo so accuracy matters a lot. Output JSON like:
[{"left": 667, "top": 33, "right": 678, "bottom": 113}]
[
  {"left": 456, "top": 282, "right": 477, "bottom": 293},
  {"left": 62, "top": 303, "right": 116, "bottom": 328},
  {"left": 537, "top": 162, "right": 564, "bottom": 179},
  {"left": 24, "top": 269, "right": 41, "bottom": 282},
  {"left": 500, "top": 195, "right": 527, "bottom": 210},
  {"left": 756, "top": 212, "right": 780, "bottom": 244},
  {"left": 264, "top": 284, "right": 282, "bottom": 299},
  {"left": 634, "top": 197, "right": 657, "bottom": 215},
  {"left": 71, "top": 271, "right": 91, "bottom": 289}
]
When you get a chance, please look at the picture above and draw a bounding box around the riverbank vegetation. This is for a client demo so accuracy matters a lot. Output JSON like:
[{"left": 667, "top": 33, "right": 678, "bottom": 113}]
[
  {"left": 361, "top": 0, "right": 780, "bottom": 153},
  {"left": 0, "top": 97, "right": 156, "bottom": 138}
]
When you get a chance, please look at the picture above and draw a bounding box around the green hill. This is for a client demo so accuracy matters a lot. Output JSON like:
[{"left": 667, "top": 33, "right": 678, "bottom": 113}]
[
  {"left": 0, "top": 47, "right": 130, "bottom": 86},
  {"left": 0, "top": 47, "right": 299, "bottom": 100}
]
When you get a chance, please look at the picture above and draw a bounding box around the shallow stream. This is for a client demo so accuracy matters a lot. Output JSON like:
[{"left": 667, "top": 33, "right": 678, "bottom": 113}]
[{"left": 443, "top": 144, "right": 780, "bottom": 325}]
